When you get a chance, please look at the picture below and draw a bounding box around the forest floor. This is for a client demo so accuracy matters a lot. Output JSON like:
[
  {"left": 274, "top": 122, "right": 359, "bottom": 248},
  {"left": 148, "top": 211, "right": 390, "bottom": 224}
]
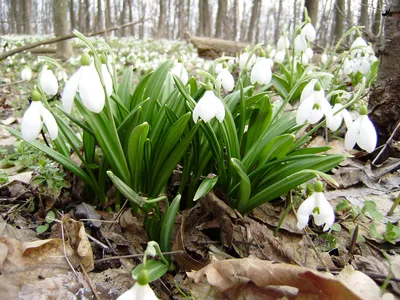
[{"left": 0, "top": 37, "right": 399, "bottom": 300}]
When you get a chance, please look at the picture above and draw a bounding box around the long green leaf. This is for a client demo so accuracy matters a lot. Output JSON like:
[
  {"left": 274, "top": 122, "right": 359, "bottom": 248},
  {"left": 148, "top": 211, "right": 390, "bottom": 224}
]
[
  {"left": 132, "top": 260, "right": 168, "bottom": 282},
  {"left": 106, "top": 170, "right": 145, "bottom": 207},
  {"left": 160, "top": 195, "right": 181, "bottom": 259},
  {"left": 231, "top": 158, "right": 251, "bottom": 210}
]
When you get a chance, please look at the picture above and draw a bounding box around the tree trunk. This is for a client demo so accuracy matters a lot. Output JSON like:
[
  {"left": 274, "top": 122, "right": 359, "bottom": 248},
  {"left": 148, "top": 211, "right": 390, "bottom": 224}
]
[
  {"left": 247, "top": 0, "right": 260, "bottom": 43},
  {"left": 156, "top": 0, "right": 166, "bottom": 38},
  {"left": 53, "top": 0, "right": 73, "bottom": 59},
  {"left": 215, "top": 0, "right": 227, "bottom": 38},
  {"left": 96, "top": 0, "right": 103, "bottom": 32},
  {"left": 372, "top": 0, "right": 383, "bottom": 37},
  {"left": 369, "top": 0, "right": 400, "bottom": 153},
  {"left": 139, "top": 1, "right": 146, "bottom": 39},
  {"left": 22, "top": 0, "right": 32, "bottom": 34},
  {"left": 128, "top": 0, "right": 134, "bottom": 36},
  {"left": 120, "top": 0, "right": 128, "bottom": 36},
  {"left": 304, "top": 0, "right": 319, "bottom": 27},
  {"left": 240, "top": 1, "right": 248, "bottom": 41},
  {"left": 273, "top": 0, "right": 283, "bottom": 44},
  {"left": 70, "top": 0, "right": 76, "bottom": 30},
  {"left": 198, "top": 0, "right": 211, "bottom": 37},
  {"left": 85, "top": 0, "right": 91, "bottom": 32},
  {"left": 233, "top": 0, "right": 239, "bottom": 40},
  {"left": 359, "top": 0, "right": 369, "bottom": 30},
  {"left": 332, "top": 0, "right": 345, "bottom": 43}
]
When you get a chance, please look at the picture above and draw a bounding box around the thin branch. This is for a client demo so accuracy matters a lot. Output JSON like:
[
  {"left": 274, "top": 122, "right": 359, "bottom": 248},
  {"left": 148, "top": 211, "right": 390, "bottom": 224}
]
[
  {"left": 372, "top": 120, "right": 400, "bottom": 165},
  {"left": 0, "top": 18, "right": 145, "bottom": 61}
]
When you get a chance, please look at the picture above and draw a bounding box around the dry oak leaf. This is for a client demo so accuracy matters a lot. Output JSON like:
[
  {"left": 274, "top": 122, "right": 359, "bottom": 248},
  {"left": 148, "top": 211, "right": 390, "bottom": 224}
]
[{"left": 187, "top": 257, "right": 363, "bottom": 299}]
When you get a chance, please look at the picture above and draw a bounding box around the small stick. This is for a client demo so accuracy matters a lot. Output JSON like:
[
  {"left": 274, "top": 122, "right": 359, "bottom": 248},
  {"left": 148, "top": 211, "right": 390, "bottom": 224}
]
[
  {"left": 79, "top": 261, "right": 101, "bottom": 300},
  {"left": 0, "top": 80, "right": 26, "bottom": 88},
  {"left": 304, "top": 229, "right": 330, "bottom": 272},
  {"left": 86, "top": 233, "right": 109, "bottom": 250}
]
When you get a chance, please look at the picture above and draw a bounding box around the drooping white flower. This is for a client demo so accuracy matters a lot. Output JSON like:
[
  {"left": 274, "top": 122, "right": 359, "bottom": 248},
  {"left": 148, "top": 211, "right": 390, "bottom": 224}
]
[
  {"left": 296, "top": 83, "right": 332, "bottom": 125},
  {"left": 294, "top": 35, "right": 307, "bottom": 53},
  {"left": 342, "top": 58, "right": 354, "bottom": 75},
  {"left": 250, "top": 57, "right": 272, "bottom": 85},
  {"left": 193, "top": 90, "right": 225, "bottom": 123},
  {"left": 353, "top": 56, "right": 370, "bottom": 74},
  {"left": 351, "top": 36, "right": 368, "bottom": 50},
  {"left": 62, "top": 54, "right": 106, "bottom": 114},
  {"left": 345, "top": 106, "right": 377, "bottom": 153},
  {"left": 239, "top": 52, "right": 256, "bottom": 70},
  {"left": 117, "top": 282, "right": 158, "bottom": 300},
  {"left": 215, "top": 63, "right": 223, "bottom": 75},
  {"left": 305, "top": 48, "right": 314, "bottom": 60},
  {"left": 39, "top": 66, "right": 58, "bottom": 97},
  {"left": 301, "top": 23, "right": 316, "bottom": 41},
  {"left": 101, "top": 63, "right": 113, "bottom": 97},
  {"left": 297, "top": 182, "right": 335, "bottom": 232},
  {"left": 321, "top": 53, "right": 328, "bottom": 64},
  {"left": 217, "top": 68, "right": 235, "bottom": 92},
  {"left": 21, "top": 66, "right": 32, "bottom": 81},
  {"left": 300, "top": 79, "right": 317, "bottom": 103},
  {"left": 57, "top": 69, "right": 68, "bottom": 82},
  {"left": 171, "top": 62, "right": 188, "bottom": 84},
  {"left": 277, "top": 36, "right": 290, "bottom": 51},
  {"left": 21, "top": 91, "right": 58, "bottom": 142},
  {"left": 274, "top": 51, "right": 285, "bottom": 64},
  {"left": 326, "top": 103, "right": 353, "bottom": 131},
  {"left": 301, "top": 53, "right": 310, "bottom": 64}
]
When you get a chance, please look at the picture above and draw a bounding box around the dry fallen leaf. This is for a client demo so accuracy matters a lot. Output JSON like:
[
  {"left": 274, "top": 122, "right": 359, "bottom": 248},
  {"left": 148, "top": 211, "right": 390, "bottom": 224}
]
[{"left": 187, "top": 257, "right": 362, "bottom": 299}]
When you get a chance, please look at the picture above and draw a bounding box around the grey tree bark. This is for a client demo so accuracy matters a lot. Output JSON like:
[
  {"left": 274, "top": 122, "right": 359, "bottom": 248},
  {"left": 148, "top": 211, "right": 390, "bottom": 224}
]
[
  {"left": 370, "top": 0, "right": 400, "bottom": 150},
  {"left": 359, "top": 0, "right": 369, "bottom": 31},
  {"left": 215, "top": 0, "right": 227, "bottom": 38},
  {"left": 333, "top": 0, "right": 345, "bottom": 43},
  {"left": 273, "top": 0, "right": 283, "bottom": 44},
  {"left": 22, "top": 0, "right": 32, "bottom": 34},
  {"left": 120, "top": 0, "right": 128, "bottom": 36},
  {"left": 198, "top": 0, "right": 211, "bottom": 37},
  {"left": 96, "top": 0, "right": 103, "bottom": 32},
  {"left": 233, "top": 0, "right": 239, "bottom": 40},
  {"left": 70, "top": 0, "right": 77, "bottom": 30},
  {"left": 372, "top": 0, "right": 383, "bottom": 36},
  {"left": 304, "top": 0, "right": 319, "bottom": 27},
  {"left": 156, "top": 0, "right": 166, "bottom": 38},
  {"left": 53, "top": 0, "right": 73, "bottom": 59}
]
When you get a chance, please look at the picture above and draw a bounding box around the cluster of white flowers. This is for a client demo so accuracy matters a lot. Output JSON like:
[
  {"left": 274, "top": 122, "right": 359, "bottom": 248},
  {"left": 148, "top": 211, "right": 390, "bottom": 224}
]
[{"left": 342, "top": 35, "right": 378, "bottom": 76}]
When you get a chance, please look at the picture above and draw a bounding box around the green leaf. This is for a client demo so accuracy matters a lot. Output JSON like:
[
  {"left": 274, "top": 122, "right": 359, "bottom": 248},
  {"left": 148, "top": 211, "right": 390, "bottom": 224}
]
[
  {"left": 127, "top": 122, "right": 149, "bottom": 191},
  {"left": 132, "top": 260, "right": 168, "bottom": 282},
  {"left": 106, "top": 170, "right": 145, "bottom": 207},
  {"left": 36, "top": 224, "right": 49, "bottom": 234},
  {"left": 231, "top": 158, "right": 251, "bottom": 209},
  {"left": 193, "top": 177, "right": 218, "bottom": 201},
  {"left": 45, "top": 210, "right": 56, "bottom": 223},
  {"left": 83, "top": 128, "right": 96, "bottom": 164},
  {"left": 331, "top": 223, "right": 341, "bottom": 232},
  {"left": 160, "top": 195, "right": 181, "bottom": 259},
  {"left": 118, "top": 66, "right": 134, "bottom": 107},
  {"left": 271, "top": 74, "right": 289, "bottom": 99},
  {"left": 258, "top": 134, "right": 295, "bottom": 165}
]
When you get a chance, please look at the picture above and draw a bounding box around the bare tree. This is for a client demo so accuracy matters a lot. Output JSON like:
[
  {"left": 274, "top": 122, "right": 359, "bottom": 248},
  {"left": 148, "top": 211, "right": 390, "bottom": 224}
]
[
  {"left": 215, "top": 0, "right": 228, "bottom": 38},
  {"left": 359, "top": 0, "right": 369, "bottom": 30},
  {"left": 22, "top": 0, "right": 32, "bottom": 34},
  {"left": 233, "top": 0, "right": 239, "bottom": 40},
  {"left": 372, "top": 0, "right": 383, "bottom": 36},
  {"left": 96, "top": 0, "right": 103, "bottom": 32},
  {"left": 156, "top": 0, "right": 166, "bottom": 38},
  {"left": 120, "top": 0, "right": 128, "bottom": 36},
  {"left": 70, "top": 0, "right": 77, "bottom": 30},
  {"left": 198, "top": 0, "right": 211, "bottom": 37},
  {"left": 332, "top": 0, "right": 345, "bottom": 43},
  {"left": 370, "top": 0, "right": 400, "bottom": 149},
  {"left": 304, "top": 0, "right": 319, "bottom": 27},
  {"left": 273, "top": 0, "right": 283, "bottom": 44},
  {"left": 53, "top": 0, "right": 73, "bottom": 59}
]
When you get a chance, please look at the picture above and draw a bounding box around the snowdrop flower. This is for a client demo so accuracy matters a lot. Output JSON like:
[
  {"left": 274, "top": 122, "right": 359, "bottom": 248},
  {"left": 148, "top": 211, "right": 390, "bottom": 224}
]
[
  {"left": 321, "top": 53, "right": 328, "bottom": 64},
  {"left": 294, "top": 35, "right": 307, "bottom": 53},
  {"left": 296, "top": 82, "right": 332, "bottom": 125},
  {"left": 21, "top": 66, "right": 32, "bottom": 81},
  {"left": 62, "top": 53, "right": 106, "bottom": 114},
  {"left": 305, "top": 48, "right": 314, "bottom": 60},
  {"left": 21, "top": 90, "right": 58, "bottom": 142},
  {"left": 239, "top": 52, "right": 256, "bottom": 70},
  {"left": 345, "top": 105, "right": 377, "bottom": 153},
  {"left": 57, "top": 69, "right": 68, "bottom": 82},
  {"left": 326, "top": 101, "right": 353, "bottom": 131},
  {"left": 353, "top": 55, "right": 370, "bottom": 74},
  {"left": 171, "top": 62, "right": 188, "bottom": 84},
  {"left": 274, "top": 51, "right": 285, "bottom": 64},
  {"left": 117, "top": 270, "right": 157, "bottom": 300},
  {"left": 301, "top": 23, "right": 316, "bottom": 41},
  {"left": 297, "top": 181, "right": 335, "bottom": 232},
  {"left": 351, "top": 36, "right": 368, "bottom": 50},
  {"left": 39, "top": 66, "right": 58, "bottom": 97},
  {"left": 251, "top": 57, "right": 272, "bottom": 85},
  {"left": 342, "top": 58, "right": 353, "bottom": 75},
  {"left": 101, "top": 60, "right": 113, "bottom": 97},
  {"left": 193, "top": 86, "right": 225, "bottom": 123},
  {"left": 301, "top": 53, "right": 310, "bottom": 64},
  {"left": 217, "top": 68, "right": 235, "bottom": 92},
  {"left": 215, "top": 63, "right": 223, "bottom": 75},
  {"left": 277, "top": 36, "right": 290, "bottom": 51},
  {"left": 300, "top": 79, "right": 317, "bottom": 103}
]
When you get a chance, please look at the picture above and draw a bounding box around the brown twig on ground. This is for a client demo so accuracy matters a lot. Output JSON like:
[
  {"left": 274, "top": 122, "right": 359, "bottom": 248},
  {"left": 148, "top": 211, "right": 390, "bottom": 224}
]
[
  {"left": 0, "top": 80, "right": 26, "bottom": 88},
  {"left": 0, "top": 18, "right": 145, "bottom": 61},
  {"left": 79, "top": 261, "right": 101, "bottom": 300},
  {"left": 303, "top": 229, "right": 330, "bottom": 272},
  {"left": 94, "top": 250, "right": 185, "bottom": 263}
]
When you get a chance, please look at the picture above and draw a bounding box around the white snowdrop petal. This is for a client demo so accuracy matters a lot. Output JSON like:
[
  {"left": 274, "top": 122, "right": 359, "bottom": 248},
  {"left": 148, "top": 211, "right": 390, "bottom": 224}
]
[
  {"left": 313, "top": 193, "right": 335, "bottom": 231},
  {"left": 40, "top": 69, "right": 59, "bottom": 96},
  {"left": 296, "top": 194, "right": 316, "bottom": 230},
  {"left": 117, "top": 282, "right": 158, "bottom": 300},
  {"left": 79, "top": 65, "right": 105, "bottom": 113},
  {"left": 21, "top": 102, "right": 43, "bottom": 141},
  {"left": 300, "top": 79, "right": 317, "bottom": 103},
  {"left": 217, "top": 69, "right": 235, "bottom": 92},
  {"left": 341, "top": 108, "right": 353, "bottom": 129},
  {"left": 344, "top": 118, "right": 360, "bottom": 150},
  {"left": 296, "top": 95, "right": 314, "bottom": 125},
  {"left": 307, "top": 108, "right": 324, "bottom": 124},
  {"left": 302, "top": 23, "right": 316, "bottom": 41},
  {"left": 102, "top": 64, "right": 113, "bottom": 97},
  {"left": 61, "top": 69, "right": 81, "bottom": 113},
  {"left": 40, "top": 105, "right": 58, "bottom": 140},
  {"left": 274, "top": 51, "right": 285, "bottom": 64},
  {"left": 215, "top": 98, "right": 226, "bottom": 122},
  {"left": 171, "top": 63, "right": 188, "bottom": 84},
  {"left": 357, "top": 115, "right": 377, "bottom": 153},
  {"left": 294, "top": 35, "right": 307, "bottom": 53},
  {"left": 251, "top": 58, "right": 272, "bottom": 85}
]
